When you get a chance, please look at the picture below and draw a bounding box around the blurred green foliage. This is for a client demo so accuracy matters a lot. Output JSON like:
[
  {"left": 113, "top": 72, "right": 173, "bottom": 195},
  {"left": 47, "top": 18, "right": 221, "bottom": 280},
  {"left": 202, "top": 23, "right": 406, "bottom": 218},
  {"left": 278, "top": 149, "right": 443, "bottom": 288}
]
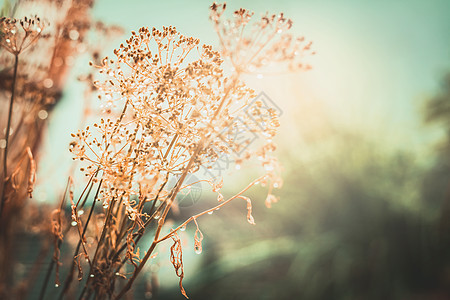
[
  {"left": 425, "top": 74, "right": 450, "bottom": 129},
  {"left": 0, "top": 0, "right": 16, "bottom": 18},
  {"left": 158, "top": 76, "right": 450, "bottom": 299}
]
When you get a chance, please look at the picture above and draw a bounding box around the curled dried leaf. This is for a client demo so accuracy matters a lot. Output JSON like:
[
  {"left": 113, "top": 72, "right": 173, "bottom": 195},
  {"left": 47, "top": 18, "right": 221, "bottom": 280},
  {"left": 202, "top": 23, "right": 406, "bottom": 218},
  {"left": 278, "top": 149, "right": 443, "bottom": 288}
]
[
  {"left": 51, "top": 209, "right": 64, "bottom": 240},
  {"left": 26, "top": 147, "right": 36, "bottom": 198},
  {"left": 239, "top": 196, "right": 255, "bottom": 225},
  {"left": 193, "top": 218, "right": 204, "bottom": 254},
  {"left": 170, "top": 232, "right": 188, "bottom": 298}
]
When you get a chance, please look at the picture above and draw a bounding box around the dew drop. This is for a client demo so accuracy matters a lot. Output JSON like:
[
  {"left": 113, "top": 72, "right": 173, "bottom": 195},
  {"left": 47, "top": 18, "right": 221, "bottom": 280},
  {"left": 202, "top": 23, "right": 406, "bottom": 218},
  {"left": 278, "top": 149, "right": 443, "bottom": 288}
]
[
  {"left": 207, "top": 211, "right": 213, "bottom": 215},
  {"left": 71, "top": 221, "right": 77, "bottom": 227},
  {"left": 90, "top": 274, "right": 95, "bottom": 278},
  {"left": 77, "top": 210, "right": 84, "bottom": 216},
  {"left": 195, "top": 247, "right": 202, "bottom": 255},
  {"left": 43, "top": 78, "right": 53, "bottom": 88},
  {"left": 3, "top": 127, "right": 13, "bottom": 136},
  {"left": 55, "top": 284, "right": 59, "bottom": 288},
  {"left": 38, "top": 110, "right": 48, "bottom": 120},
  {"left": 180, "top": 225, "right": 186, "bottom": 231},
  {"left": 69, "top": 29, "right": 79, "bottom": 41}
]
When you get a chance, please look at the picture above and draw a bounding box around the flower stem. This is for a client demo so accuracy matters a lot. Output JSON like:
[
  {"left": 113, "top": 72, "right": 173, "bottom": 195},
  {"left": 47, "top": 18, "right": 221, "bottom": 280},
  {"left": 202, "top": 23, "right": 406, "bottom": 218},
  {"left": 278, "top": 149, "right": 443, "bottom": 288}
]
[
  {"left": 0, "top": 54, "right": 19, "bottom": 218},
  {"left": 114, "top": 73, "right": 242, "bottom": 300}
]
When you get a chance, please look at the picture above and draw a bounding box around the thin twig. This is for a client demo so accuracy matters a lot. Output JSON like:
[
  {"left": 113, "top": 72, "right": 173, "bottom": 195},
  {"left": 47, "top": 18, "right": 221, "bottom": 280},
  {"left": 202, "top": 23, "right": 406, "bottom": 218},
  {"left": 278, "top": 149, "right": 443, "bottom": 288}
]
[
  {"left": 0, "top": 54, "right": 19, "bottom": 218},
  {"left": 58, "top": 179, "right": 103, "bottom": 300}
]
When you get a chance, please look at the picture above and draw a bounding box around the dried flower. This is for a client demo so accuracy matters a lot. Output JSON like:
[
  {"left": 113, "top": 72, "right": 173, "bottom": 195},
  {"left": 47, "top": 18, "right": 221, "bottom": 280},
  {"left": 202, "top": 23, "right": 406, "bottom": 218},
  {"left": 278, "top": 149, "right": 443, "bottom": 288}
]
[
  {"left": 71, "top": 25, "right": 261, "bottom": 217},
  {"left": 0, "top": 16, "right": 46, "bottom": 55},
  {"left": 210, "top": 2, "right": 314, "bottom": 73},
  {"left": 64, "top": 4, "right": 313, "bottom": 299}
]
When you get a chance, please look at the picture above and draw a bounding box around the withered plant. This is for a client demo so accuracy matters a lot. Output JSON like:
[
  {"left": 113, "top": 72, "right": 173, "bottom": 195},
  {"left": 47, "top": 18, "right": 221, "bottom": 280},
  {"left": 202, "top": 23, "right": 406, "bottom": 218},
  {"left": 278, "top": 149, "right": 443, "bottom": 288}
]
[
  {"left": 61, "top": 3, "right": 313, "bottom": 299},
  {"left": 0, "top": 1, "right": 313, "bottom": 299},
  {"left": 0, "top": 14, "right": 49, "bottom": 299},
  {"left": 0, "top": 0, "right": 118, "bottom": 298}
]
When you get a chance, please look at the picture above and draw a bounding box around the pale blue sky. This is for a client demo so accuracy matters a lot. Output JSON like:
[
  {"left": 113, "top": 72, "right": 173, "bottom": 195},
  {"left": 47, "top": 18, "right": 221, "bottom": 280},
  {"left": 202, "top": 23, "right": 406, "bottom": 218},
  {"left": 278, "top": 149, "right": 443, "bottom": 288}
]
[
  {"left": 35, "top": 0, "right": 450, "bottom": 199},
  {"left": 91, "top": 0, "right": 450, "bottom": 146}
]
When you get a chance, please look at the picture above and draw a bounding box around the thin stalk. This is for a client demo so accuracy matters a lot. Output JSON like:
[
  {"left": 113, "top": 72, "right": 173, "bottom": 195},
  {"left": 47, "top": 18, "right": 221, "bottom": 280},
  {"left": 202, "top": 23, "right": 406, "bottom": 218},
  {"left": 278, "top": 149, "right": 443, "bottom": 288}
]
[
  {"left": 78, "top": 194, "right": 119, "bottom": 300},
  {"left": 158, "top": 175, "right": 264, "bottom": 243},
  {"left": 75, "top": 98, "right": 131, "bottom": 300},
  {"left": 114, "top": 73, "right": 242, "bottom": 300},
  {"left": 37, "top": 245, "right": 58, "bottom": 300},
  {"left": 0, "top": 54, "right": 19, "bottom": 218},
  {"left": 38, "top": 177, "right": 72, "bottom": 300},
  {"left": 113, "top": 138, "right": 202, "bottom": 299},
  {"left": 109, "top": 177, "right": 169, "bottom": 265},
  {"left": 58, "top": 179, "right": 103, "bottom": 300}
]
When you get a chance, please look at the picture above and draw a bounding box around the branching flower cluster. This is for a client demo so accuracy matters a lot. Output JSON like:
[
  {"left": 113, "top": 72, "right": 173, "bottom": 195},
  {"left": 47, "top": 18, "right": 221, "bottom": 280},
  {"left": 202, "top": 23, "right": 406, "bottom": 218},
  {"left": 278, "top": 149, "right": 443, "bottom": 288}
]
[
  {"left": 63, "top": 3, "right": 313, "bottom": 299},
  {"left": 210, "top": 3, "right": 314, "bottom": 73},
  {"left": 0, "top": 16, "right": 46, "bottom": 55}
]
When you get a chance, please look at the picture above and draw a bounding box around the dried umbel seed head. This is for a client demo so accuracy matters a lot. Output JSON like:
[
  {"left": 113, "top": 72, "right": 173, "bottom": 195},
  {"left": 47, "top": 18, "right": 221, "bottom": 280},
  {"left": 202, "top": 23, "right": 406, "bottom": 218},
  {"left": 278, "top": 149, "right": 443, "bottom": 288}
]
[
  {"left": 0, "top": 16, "right": 47, "bottom": 55},
  {"left": 71, "top": 24, "right": 283, "bottom": 223},
  {"left": 74, "top": 27, "right": 251, "bottom": 200},
  {"left": 210, "top": 2, "right": 314, "bottom": 73},
  {"left": 65, "top": 4, "right": 309, "bottom": 299}
]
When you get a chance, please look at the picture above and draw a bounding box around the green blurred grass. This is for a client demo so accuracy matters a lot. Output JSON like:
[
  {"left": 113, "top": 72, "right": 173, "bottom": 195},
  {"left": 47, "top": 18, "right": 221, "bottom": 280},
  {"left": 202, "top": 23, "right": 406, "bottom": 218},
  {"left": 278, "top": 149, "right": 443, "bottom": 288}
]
[{"left": 160, "top": 119, "right": 450, "bottom": 300}]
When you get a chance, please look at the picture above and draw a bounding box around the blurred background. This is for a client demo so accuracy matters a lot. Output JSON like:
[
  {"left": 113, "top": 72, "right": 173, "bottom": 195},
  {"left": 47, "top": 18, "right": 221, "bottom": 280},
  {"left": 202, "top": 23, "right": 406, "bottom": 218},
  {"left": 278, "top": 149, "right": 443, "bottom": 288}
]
[{"left": 3, "top": 0, "right": 450, "bottom": 299}]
